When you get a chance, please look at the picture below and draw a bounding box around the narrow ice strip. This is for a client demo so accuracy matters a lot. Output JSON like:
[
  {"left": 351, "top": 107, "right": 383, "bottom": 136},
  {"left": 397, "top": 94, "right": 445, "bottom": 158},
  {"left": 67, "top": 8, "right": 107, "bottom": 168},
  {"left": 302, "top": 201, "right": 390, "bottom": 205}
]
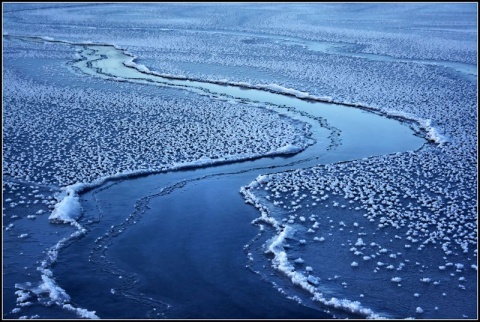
[
  {"left": 22, "top": 212, "right": 98, "bottom": 318},
  {"left": 62, "top": 304, "right": 99, "bottom": 319},
  {"left": 384, "top": 109, "right": 448, "bottom": 144},
  {"left": 170, "top": 145, "right": 307, "bottom": 169},
  {"left": 15, "top": 270, "right": 99, "bottom": 319},
  {"left": 240, "top": 186, "right": 280, "bottom": 229}
]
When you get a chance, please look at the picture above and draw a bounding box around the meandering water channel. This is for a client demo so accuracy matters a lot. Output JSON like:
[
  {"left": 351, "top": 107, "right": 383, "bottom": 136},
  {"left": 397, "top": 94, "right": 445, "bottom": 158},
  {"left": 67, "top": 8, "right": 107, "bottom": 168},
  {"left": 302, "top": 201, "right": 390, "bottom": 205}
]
[{"left": 6, "top": 34, "right": 428, "bottom": 318}]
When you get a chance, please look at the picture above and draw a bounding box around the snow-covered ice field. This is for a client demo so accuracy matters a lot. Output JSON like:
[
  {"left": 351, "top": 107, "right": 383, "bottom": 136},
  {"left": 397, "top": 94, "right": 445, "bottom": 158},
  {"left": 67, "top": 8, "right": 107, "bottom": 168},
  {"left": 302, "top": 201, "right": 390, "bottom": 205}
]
[{"left": 2, "top": 3, "right": 477, "bottom": 319}]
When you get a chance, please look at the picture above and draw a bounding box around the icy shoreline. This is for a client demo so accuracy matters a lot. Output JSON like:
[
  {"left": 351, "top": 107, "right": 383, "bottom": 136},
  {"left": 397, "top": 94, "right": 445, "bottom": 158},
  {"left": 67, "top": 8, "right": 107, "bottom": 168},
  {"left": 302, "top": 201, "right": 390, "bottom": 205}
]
[
  {"left": 4, "top": 31, "right": 458, "bottom": 319},
  {"left": 240, "top": 180, "right": 386, "bottom": 319},
  {"left": 14, "top": 142, "right": 313, "bottom": 319}
]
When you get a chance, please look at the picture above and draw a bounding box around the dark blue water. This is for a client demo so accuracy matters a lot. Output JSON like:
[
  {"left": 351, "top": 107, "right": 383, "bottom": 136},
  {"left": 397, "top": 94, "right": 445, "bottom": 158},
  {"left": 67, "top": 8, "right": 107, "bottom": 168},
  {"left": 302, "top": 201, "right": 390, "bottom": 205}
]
[{"left": 55, "top": 167, "right": 330, "bottom": 318}]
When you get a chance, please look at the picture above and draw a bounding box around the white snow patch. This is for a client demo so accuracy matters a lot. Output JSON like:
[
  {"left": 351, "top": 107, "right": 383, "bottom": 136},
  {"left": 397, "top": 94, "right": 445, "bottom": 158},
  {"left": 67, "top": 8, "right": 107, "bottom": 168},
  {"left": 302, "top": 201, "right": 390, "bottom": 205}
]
[
  {"left": 48, "top": 188, "right": 81, "bottom": 225},
  {"left": 275, "top": 143, "right": 302, "bottom": 154}
]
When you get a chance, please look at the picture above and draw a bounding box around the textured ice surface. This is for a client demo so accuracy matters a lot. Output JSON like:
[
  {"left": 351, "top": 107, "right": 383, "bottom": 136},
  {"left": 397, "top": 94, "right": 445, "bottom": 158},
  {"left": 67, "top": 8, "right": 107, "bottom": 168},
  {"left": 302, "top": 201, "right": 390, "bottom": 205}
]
[
  {"left": 3, "top": 2, "right": 477, "bottom": 320},
  {"left": 243, "top": 146, "right": 477, "bottom": 318},
  {"left": 3, "top": 45, "right": 310, "bottom": 188}
]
